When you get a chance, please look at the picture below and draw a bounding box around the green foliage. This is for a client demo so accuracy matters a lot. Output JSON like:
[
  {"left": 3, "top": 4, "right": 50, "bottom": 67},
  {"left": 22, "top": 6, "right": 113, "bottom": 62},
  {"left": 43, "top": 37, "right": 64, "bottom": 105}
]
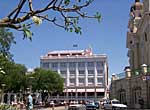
[
  {"left": 0, "top": 28, "right": 15, "bottom": 60},
  {"left": 5, "top": 63, "right": 27, "bottom": 93},
  {"left": 31, "top": 68, "right": 64, "bottom": 93},
  {"left": 64, "top": 0, "right": 70, "bottom": 6},
  {"left": 22, "top": 24, "right": 33, "bottom": 41},
  {"left": 0, "top": 55, "right": 27, "bottom": 92},
  {"left": 0, "top": 104, "right": 19, "bottom": 110},
  {"left": 95, "top": 12, "right": 101, "bottom": 22}
]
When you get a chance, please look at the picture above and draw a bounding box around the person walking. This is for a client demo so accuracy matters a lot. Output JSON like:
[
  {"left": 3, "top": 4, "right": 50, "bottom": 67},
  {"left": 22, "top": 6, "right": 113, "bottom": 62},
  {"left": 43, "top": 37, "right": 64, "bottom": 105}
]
[
  {"left": 138, "top": 96, "right": 144, "bottom": 109},
  {"left": 26, "top": 92, "right": 33, "bottom": 110}
]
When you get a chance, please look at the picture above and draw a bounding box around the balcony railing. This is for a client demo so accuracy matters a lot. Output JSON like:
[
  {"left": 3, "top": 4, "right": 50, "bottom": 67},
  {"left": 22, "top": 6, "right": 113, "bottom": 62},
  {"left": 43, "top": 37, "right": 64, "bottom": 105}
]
[
  {"left": 115, "top": 72, "right": 126, "bottom": 80},
  {"left": 114, "top": 66, "right": 150, "bottom": 80}
]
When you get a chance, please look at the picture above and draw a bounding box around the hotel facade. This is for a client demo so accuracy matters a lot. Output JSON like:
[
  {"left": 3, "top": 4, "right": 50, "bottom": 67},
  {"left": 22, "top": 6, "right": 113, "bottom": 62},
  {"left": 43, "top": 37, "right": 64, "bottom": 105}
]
[{"left": 40, "top": 48, "right": 108, "bottom": 100}]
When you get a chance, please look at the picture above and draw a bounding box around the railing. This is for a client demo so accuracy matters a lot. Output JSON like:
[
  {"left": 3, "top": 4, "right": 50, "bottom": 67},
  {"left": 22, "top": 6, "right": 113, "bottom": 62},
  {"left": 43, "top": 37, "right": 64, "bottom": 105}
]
[
  {"left": 114, "top": 66, "right": 150, "bottom": 80},
  {"left": 115, "top": 72, "right": 126, "bottom": 80}
]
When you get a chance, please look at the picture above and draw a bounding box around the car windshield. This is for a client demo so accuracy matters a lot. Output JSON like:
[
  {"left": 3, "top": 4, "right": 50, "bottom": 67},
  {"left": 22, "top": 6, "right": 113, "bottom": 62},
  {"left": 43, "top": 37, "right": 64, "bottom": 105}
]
[{"left": 112, "top": 101, "right": 120, "bottom": 104}]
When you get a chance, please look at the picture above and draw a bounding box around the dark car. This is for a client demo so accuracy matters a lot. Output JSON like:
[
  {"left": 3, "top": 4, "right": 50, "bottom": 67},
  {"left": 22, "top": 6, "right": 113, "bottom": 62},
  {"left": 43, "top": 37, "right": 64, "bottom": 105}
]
[
  {"left": 86, "top": 104, "right": 96, "bottom": 110},
  {"left": 94, "top": 102, "right": 100, "bottom": 109}
]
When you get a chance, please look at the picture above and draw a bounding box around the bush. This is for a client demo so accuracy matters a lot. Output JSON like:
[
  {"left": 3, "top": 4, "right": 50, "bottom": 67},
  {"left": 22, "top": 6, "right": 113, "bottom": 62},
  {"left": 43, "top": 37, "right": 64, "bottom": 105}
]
[{"left": 0, "top": 104, "right": 19, "bottom": 110}]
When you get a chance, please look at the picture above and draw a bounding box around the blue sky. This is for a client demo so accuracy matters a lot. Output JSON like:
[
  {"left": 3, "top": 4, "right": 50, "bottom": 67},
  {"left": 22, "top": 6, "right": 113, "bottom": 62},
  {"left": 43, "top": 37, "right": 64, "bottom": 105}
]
[{"left": 1, "top": 0, "right": 135, "bottom": 77}]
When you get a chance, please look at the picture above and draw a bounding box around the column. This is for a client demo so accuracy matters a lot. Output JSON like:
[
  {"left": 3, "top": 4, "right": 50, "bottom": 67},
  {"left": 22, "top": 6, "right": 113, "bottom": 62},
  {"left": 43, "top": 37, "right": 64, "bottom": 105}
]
[
  {"left": 111, "top": 74, "right": 117, "bottom": 99},
  {"left": 85, "top": 62, "right": 88, "bottom": 86},
  {"left": 125, "top": 67, "right": 132, "bottom": 108},
  {"left": 76, "top": 62, "right": 79, "bottom": 86},
  {"left": 75, "top": 89, "right": 78, "bottom": 99},
  {"left": 66, "top": 90, "right": 69, "bottom": 102},
  {"left": 67, "top": 63, "right": 70, "bottom": 87},
  {"left": 85, "top": 88, "right": 87, "bottom": 100},
  {"left": 94, "top": 62, "right": 97, "bottom": 100},
  {"left": 49, "top": 63, "right": 51, "bottom": 70},
  {"left": 57, "top": 63, "right": 60, "bottom": 74},
  {"left": 104, "top": 61, "right": 108, "bottom": 98},
  {"left": 75, "top": 62, "right": 79, "bottom": 100},
  {"left": 94, "top": 62, "right": 97, "bottom": 86}
]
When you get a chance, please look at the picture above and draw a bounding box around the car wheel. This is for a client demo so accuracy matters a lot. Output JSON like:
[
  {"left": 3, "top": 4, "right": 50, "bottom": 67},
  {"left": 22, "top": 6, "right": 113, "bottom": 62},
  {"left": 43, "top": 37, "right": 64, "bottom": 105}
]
[{"left": 112, "top": 107, "right": 116, "bottom": 110}]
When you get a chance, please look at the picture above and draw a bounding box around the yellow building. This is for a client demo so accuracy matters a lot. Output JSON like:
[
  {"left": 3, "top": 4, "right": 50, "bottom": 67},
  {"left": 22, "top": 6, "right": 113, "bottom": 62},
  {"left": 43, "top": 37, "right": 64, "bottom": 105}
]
[
  {"left": 127, "top": 0, "right": 150, "bottom": 70},
  {"left": 110, "top": 0, "right": 150, "bottom": 109}
]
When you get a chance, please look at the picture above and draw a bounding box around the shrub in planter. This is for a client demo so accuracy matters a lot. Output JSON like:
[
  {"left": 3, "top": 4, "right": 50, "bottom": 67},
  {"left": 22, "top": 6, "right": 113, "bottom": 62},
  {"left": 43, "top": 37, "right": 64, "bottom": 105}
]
[{"left": 0, "top": 104, "right": 19, "bottom": 110}]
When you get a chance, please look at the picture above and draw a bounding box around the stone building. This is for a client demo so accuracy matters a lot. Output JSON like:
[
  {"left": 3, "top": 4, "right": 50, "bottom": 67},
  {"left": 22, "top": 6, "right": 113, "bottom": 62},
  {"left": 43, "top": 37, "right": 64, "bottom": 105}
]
[
  {"left": 40, "top": 47, "right": 108, "bottom": 101},
  {"left": 110, "top": 0, "right": 150, "bottom": 109}
]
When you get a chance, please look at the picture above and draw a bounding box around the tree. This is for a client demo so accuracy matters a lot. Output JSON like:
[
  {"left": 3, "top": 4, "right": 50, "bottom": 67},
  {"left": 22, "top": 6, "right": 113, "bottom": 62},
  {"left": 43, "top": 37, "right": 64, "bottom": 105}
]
[
  {"left": 3, "top": 63, "right": 27, "bottom": 93},
  {"left": 0, "top": 0, "right": 101, "bottom": 39},
  {"left": 31, "top": 68, "right": 64, "bottom": 93},
  {"left": 0, "top": 28, "right": 15, "bottom": 60}
]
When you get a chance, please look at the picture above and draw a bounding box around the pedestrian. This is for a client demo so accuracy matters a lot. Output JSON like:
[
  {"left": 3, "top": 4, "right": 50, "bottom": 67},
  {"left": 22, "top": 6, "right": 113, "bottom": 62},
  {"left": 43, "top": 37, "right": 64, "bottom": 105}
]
[
  {"left": 26, "top": 92, "right": 33, "bottom": 110},
  {"left": 138, "top": 96, "right": 144, "bottom": 109}
]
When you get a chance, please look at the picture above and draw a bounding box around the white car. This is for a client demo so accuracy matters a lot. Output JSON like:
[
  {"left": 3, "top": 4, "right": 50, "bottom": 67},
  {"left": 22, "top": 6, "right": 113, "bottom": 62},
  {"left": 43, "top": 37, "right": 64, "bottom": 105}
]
[{"left": 103, "top": 99, "right": 127, "bottom": 110}]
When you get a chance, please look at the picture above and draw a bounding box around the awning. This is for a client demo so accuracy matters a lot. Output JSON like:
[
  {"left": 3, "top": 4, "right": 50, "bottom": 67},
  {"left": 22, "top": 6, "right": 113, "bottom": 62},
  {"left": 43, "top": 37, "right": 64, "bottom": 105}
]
[
  {"left": 96, "top": 88, "right": 104, "bottom": 92},
  {"left": 66, "top": 89, "right": 76, "bottom": 92},
  {"left": 86, "top": 89, "right": 95, "bottom": 92},
  {"left": 76, "top": 89, "right": 85, "bottom": 92}
]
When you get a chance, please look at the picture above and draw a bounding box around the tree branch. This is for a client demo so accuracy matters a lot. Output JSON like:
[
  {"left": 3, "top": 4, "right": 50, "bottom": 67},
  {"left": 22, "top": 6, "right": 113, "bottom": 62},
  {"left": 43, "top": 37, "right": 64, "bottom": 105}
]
[
  {"left": 28, "top": 0, "right": 33, "bottom": 11},
  {"left": 0, "top": 23, "right": 21, "bottom": 29},
  {"left": 13, "top": 0, "right": 27, "bottom": 21}
]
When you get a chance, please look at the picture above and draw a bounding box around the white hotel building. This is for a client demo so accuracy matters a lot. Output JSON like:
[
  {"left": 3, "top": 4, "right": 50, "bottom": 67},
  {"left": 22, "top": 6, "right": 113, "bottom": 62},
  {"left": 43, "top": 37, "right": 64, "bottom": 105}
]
[{"left": 40, "top": 48, "right": 108, "bottom": 100}]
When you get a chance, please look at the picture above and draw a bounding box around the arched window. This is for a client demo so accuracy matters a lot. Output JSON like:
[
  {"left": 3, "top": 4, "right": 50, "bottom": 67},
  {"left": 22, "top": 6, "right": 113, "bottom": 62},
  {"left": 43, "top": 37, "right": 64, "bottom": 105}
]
[
  {"left": 118, "top": 89, "right": 126, "bottom": 104},
  {"left": 132, "top": 87, "right": 141, "bottom": 104}
]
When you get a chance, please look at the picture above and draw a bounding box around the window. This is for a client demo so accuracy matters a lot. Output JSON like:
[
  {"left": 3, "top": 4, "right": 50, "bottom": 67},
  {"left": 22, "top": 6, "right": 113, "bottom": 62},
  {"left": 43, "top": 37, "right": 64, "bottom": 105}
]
[
  {"left": 69, "top": 62, "right": 76, "bottom": 68},
  {"left": 133, "top": 88, "right": 141, "bottom": 104},
  {"left": 88, "top": 70, "right": 94, "bottom": 76},
  {"left": 70, "top": 70, "right": 76, "bottom": 76},
  {"left": 70, "top": 78, "right": 75, "bottom": 84},
  {"left": 78, "top": 62, "right": 85, "bottom": 67},
  {"left": 97, "top": 78, "right": 103, "bottom": 83},
  {"left": 42, "top": 62, "right": 49, "bottom": 68},
  {"left": 87, "top": 62, "right": 94, "bottom": 67},
  {"left": 60, "top": 71, "right": 67, "bottom": 76},
  {"left": 97, "top": 70, "right": 103, "bottom": 75},
  {"left": 96, "top": 61, "right": 103, "bottom": 67},
  {"left": 79, "top": 78, "right": 85, "bottom": 84},
  {"left": 79, "top": 70, "right": 85, "bottom": 76},
  {"left": 88, "top": 78, "right": 94, "bottom": 83},
  {"left": 119, "top": 90, "right": 126, "bottom": 104},
  {"left": 60, "top": 62, "right": 67, "bottom": 68},
  {"left": 51, "top": 62, "right": 58, "bottom": 68},
  {"left": 145, "top": 32, "right": 147, "bottom": 42}
]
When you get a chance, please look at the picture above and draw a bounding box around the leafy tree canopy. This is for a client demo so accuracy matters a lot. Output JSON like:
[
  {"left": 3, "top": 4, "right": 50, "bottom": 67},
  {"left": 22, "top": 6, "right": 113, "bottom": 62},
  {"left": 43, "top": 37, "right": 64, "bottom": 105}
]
[
  {"left": 31, "top": 68, "right": 64, "bottom": 93},
  {"left": 0, "top": 0, "right": 101, "bottom": 40},
  {"left": 0, "top": 28, "right": 15, "bottom": 60}
]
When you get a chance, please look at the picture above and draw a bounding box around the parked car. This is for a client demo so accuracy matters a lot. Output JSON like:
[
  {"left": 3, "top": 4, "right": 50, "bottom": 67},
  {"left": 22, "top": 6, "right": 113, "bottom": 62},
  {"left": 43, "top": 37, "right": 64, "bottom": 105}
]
[
  {"left": 68, "top": 104, "right": 86, "bottom": 110},
  {"left": 86, "top": 104, "right": 97, "bottom": 110},
  {"left": 103, "top": 99, "right": 127, "bottom": 110},
  {"left": 49, "top": 101, "right": 55, "bottom": 106},
  {"left": 94, "top": 101, "right": 100, "bottom": 109}
]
